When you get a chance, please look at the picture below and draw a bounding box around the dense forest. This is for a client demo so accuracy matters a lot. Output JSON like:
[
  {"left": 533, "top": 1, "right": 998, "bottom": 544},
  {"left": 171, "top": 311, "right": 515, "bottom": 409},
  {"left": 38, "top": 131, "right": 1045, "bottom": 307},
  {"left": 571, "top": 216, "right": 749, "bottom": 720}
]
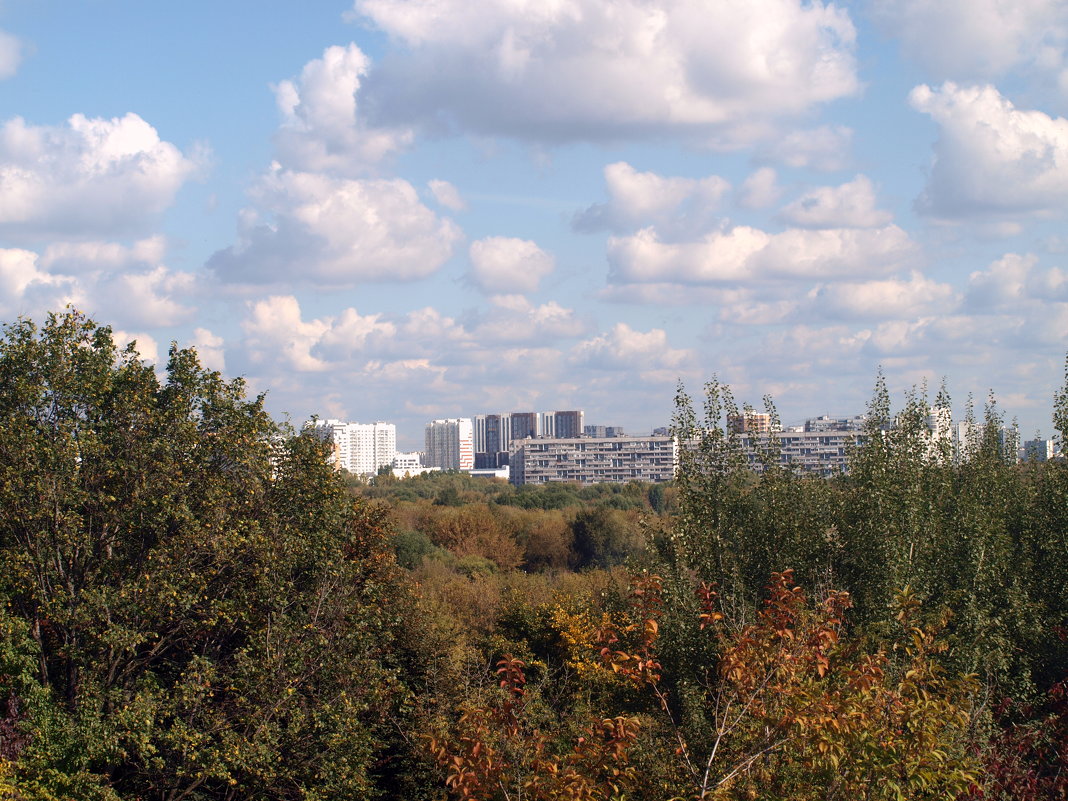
[{"left": 0, "top": 311, "right": 1065, "bottom": 800}]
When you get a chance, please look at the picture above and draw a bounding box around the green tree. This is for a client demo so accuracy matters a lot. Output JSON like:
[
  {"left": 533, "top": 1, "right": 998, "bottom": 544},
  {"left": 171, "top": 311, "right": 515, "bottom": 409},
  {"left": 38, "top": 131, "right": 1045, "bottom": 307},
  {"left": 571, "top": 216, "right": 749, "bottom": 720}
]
[
  {"left": 570, "top": 508, "right": 643, "bottom": 570},
  {"left": 0, "top": 311, "right": 421, "bottom": 800}
]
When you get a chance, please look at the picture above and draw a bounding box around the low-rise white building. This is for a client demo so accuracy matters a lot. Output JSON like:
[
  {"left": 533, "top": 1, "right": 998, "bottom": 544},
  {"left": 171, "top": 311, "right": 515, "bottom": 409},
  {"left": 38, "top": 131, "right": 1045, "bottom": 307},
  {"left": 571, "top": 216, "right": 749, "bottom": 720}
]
[{"left": 391, "top": 452, "right": 440, "bottom": 478}]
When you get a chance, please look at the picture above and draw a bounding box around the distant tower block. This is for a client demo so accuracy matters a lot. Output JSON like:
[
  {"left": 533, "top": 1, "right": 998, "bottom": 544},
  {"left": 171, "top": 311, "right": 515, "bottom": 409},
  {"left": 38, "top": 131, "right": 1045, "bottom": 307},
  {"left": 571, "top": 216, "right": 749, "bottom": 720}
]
[{"left": 424, "top": 418, "right": 474, "bottom": 470}]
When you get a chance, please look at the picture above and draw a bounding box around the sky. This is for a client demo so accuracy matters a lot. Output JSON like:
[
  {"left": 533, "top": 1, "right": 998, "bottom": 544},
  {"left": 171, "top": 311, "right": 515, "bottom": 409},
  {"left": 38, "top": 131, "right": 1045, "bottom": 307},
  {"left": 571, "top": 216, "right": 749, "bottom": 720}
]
[{"left": 2, "top": 0, "right": 1068, "bottom": 449}]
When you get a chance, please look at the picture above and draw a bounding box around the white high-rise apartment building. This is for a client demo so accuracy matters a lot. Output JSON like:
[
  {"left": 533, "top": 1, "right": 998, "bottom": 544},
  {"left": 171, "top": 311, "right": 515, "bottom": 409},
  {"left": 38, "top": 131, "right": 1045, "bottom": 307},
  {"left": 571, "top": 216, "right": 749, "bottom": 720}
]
[
  {"left": 425, "top": 418, "right": 474, "bottom": 470},
  {"left": 472, "top": 415, "right": 489, "bottom": 454},
  {"left": 309, "top": 419, "right": 396, "bottom": 476}
]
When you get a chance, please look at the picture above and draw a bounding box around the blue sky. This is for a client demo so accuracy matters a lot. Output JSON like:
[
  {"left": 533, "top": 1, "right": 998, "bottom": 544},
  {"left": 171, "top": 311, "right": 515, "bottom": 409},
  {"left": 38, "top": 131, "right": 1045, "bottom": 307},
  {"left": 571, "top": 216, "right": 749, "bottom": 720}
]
[{"left": 2, "top": 0, "right": 1068, "bottom": 449}]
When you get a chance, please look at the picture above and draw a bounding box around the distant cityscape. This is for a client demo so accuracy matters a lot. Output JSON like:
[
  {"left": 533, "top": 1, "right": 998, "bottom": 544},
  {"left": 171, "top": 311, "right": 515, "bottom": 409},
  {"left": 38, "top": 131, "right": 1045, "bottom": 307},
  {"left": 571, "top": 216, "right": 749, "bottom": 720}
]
[{"left": 308, "top": 409, "right": 1059, "bottom": 487}]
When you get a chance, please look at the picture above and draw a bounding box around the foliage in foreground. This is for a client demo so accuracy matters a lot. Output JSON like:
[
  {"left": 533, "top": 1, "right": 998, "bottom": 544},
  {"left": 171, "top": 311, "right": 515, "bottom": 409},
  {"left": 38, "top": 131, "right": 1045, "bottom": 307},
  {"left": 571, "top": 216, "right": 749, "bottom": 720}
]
[
  {"left": 0, "top": 312, "right": 421, "bottom": 800},
  {"left": 431, "top": 571, "right": 979, "bottom": 801}
]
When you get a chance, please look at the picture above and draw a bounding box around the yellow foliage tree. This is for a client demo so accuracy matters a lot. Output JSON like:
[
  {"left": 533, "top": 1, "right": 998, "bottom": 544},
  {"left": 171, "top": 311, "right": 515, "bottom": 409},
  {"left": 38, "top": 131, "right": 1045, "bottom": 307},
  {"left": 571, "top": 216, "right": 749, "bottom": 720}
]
[{"left": 597, "top": 571, "right": 979, "bottom": 800}]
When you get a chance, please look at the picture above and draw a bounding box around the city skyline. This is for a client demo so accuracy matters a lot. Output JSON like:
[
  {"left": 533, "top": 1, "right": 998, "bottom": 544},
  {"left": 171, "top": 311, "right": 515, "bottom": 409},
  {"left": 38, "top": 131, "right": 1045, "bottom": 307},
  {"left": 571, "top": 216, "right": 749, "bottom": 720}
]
[
  {"left": 311, "top": 404, "right": 1055, "bottom": 485},
  {"left": 316, "top": 402, "right": 1054, "bottom": 465},
  {"left": 2, "top": 2, "right": 1068, "bottom": 444}
]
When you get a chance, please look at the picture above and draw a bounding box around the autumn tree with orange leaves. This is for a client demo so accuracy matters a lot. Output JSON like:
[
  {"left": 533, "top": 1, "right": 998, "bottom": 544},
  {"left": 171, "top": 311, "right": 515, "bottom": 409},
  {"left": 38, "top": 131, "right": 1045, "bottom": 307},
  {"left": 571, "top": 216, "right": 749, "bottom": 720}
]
[
  {"left": 426, "top": 655, "right": 640, "bottom": 801},
  {"left": 430, "top": 570, "right": 978, "bottom": 800}
]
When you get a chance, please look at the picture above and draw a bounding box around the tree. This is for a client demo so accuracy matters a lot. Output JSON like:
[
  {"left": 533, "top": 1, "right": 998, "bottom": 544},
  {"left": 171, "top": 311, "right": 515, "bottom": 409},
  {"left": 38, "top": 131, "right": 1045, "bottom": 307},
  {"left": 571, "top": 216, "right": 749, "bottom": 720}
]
[
  {"left": 427, "top": 655, "right": 640, "bottom": 801},
  {"left": 430, "top": 571, "right": 980, "bottom": 800},
  {"left": 595, "top": 571, "right": 979, "bottom": 800},
  {"left": 0, "top": 311, "right": 419, "bottom": 800},
  {"left": 570, "top": 508, "right": 643, "bottom": 570}
]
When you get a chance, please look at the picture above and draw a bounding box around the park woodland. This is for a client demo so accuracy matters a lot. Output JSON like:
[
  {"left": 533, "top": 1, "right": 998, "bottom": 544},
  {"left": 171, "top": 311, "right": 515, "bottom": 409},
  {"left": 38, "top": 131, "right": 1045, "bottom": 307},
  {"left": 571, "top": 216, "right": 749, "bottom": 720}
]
[{"left": 0, "top": 311, "right": 1066, "bottom": 801}]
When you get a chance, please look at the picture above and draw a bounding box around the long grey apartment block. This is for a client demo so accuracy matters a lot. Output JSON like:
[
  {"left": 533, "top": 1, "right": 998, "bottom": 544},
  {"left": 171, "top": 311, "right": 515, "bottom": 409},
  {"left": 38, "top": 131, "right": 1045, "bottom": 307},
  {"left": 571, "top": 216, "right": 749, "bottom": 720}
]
[{"left": 510, "top": 436, "right": 677, "bottom": 486}]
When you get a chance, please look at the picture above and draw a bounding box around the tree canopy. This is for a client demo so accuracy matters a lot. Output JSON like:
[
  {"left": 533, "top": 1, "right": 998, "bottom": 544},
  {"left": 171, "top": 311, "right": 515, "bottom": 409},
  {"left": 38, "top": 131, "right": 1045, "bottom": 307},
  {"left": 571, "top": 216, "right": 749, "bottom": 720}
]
[{"left": 0, "top": 311, "right": 419, "bottom": 800}]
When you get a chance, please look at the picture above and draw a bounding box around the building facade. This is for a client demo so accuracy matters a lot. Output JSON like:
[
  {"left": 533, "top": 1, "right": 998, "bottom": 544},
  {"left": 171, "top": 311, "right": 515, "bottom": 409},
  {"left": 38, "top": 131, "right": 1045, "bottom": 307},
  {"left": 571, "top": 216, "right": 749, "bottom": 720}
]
[
  {"left": 424, "top": 418, "right": 475, "bottom": 470},
  {"left": 392, "top": 451, "right": 440, "bottom": 478},
  {"left": 740, "top": 430, "right": 860, "bottom": 476},
  {"left": 727, "top": 412, "right": 773, "bottom": 434},
  {"left": 393, "top": 451, "right": 423, "bottom": 471},
  {"left": 473, "top": 413, "right": 510, "bottom": 454},
  {"left": 551, "top": 410, "right": 584, "bottom": 439},
  {"left": 509, "top": 412, "right": 538, "bottom": 442},
  {"left": 804, "top": 415, "right": 866, "bottom": 432},
  {"left": 309, "top": 419, "right": 396, "bottom": 476},
  {"left": 510, "top": 436, "right": 676, "bottom": 486},
  {"left": 1023, "top": 438, "right": 1055, "bottom": 461}
]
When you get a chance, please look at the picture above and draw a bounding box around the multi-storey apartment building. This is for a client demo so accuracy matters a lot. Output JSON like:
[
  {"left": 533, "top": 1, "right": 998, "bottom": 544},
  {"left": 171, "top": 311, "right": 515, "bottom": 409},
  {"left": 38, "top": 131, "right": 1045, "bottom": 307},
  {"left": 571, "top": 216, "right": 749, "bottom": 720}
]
[
  {"left": 473, "top": 413, "right": 510, "bottom": 454},
  {"left": 727, "top": 412, "right": 774, "bottom": 434},
  {"left": 737, "top": 430, "right": 860, "bottom": 476},
  {"left": 953, "top": 421, "right": 1017, "bottom": 463},
  {"left": 510, "top": 435, "right": 676, "bottom": 486},
  {"left": 1023, "top": 438, "right": 1055, "bottom": 461},
  {"left": 804, "top": 415, "right": 866, "bottom": 432},
  {"left": 551, "top": 410, "right": 584, "bottom": 439},
  {"left": 510, "top": 412, "right": 538, "bottom": 441},
  {"left": 424, "top": 418, "right": 475, "bottom": 470},
  {"left": 584, "top": 424, "right": 626, "bottom": 438},
  {"left": 393, "top": 451, "right": 423, "bottom": 471},
  {"left": 538, "top": 411, "right": 556, "bottom": 438},
  {"left": 476, "top": 410, "right": 583, "bottom": 452},
  {"left": 309, "top": 419, "right": 396, "bottom": 476}
]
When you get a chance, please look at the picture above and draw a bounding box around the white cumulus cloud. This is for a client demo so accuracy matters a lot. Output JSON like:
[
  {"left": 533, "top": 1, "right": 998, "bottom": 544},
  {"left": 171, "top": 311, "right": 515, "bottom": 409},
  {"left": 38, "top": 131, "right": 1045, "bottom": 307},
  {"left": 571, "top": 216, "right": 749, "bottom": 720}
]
[
  {"left": 398, "top": 306, "right": 470, "bottom": 351},
  {"left": 350, "top": 0, "right": 858, "bottom": 144},
  {"left": 967, "top": 252, "right": 1037, "bottom": 308},
  {"left": 810, "top": 272, "right": 959, "bottom": 320},
  {"left": 470, "top": 295, "right": 587, "bottom": 342},
  {"left": 574, "top": 161, "right": 730, "bottom": 234},
  {"left": 428, "top": 179, "right": 466, "bottom": 211},
  {"left": 778, "top": 175, "right": 893, "bottom": 229},
  {"left": 571, "top": 321, "right": 694, "bottom": 372},
  {"left": 759, "top": 124, "right": 853, "bottom": 170},
  {"left": 0, "top": 30, "right": 23, "bottom": 79},
  {"left": 39, "top": 236, "right": 167, "bottom": 273},
  {"left": 315, "top": 306, "right": 398, "bottom": 362},
  {"left": 240, "top": 295, "right": 472, "bottom": 378},
  {"left": 737, "top": 167, "right": 781, "bottom": 210},
  {"left": 608, "top": 224, "right": 916, "bottom": 285},
  {"left": 111, "top": 330, "right": 160, "bottom": 365},
  {"left": 273, "top": 43, "right": 413, "bottom": 174},
  {"left": 242, "top": 295, "right": 333, "bottom": 372},
  {"left": 94, "top": 266, "right": 197, "bottom": 328},
  {"left": 873, "top": 0, "right": 1068, "bottom": 81},
  {"left": 0, "top": 248, "right": 77, "bottom": 316},
  {"left": 468, "top": 236, "right": 554, "bottom": 294},
  {"left": 209, "top": 166, "right": 463, "bottom": 286},
  {"left": 0, "top": 113, "right": 201, "bottom": 241},
  {"left": 189, "top": 328, "right": 226, "bottom": 373},
  {"left": 0, "top": 241, "right": 198, "bottom": 331},
  {"left": 910, "top": 82, "right": 1068, "bottom": 219}
]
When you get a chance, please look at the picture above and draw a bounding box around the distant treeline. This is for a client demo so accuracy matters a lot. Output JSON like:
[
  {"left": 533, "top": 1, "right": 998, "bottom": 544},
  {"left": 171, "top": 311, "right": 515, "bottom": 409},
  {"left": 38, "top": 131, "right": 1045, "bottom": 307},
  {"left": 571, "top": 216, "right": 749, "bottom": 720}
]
[{"left": 0, "top": 311, "right": 1064, "bottom": 800}]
